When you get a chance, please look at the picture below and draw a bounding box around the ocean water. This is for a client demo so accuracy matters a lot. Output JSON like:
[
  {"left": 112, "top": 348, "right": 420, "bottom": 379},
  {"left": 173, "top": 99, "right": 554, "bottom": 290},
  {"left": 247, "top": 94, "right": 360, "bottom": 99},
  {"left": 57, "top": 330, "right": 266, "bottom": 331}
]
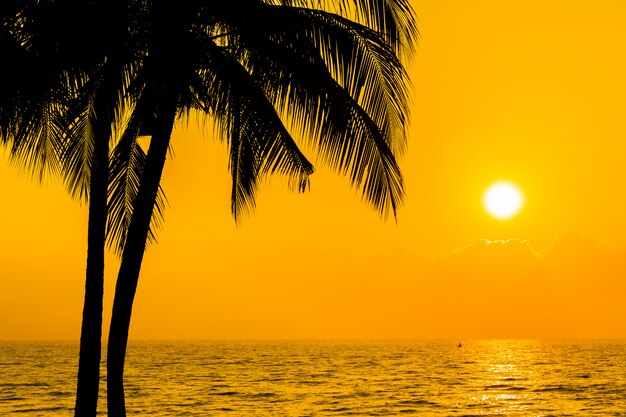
[{"left": 1, "top": 340, "right": 625, "bottom": 416}]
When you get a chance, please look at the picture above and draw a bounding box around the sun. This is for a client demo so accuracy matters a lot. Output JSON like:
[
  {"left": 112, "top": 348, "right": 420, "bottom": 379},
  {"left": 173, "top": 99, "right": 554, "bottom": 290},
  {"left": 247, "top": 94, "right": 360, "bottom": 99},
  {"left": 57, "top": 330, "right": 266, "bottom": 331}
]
[{"left": 482, "top": 181, "right": 524, "bottom": 220}]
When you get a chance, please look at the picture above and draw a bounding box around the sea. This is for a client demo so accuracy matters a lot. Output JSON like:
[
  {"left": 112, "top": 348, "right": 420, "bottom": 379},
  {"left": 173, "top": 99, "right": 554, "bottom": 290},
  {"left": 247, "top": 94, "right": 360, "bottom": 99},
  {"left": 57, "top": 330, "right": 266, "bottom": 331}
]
[{"left": 1, "top": 340, "right": 625, "bottom": 416}]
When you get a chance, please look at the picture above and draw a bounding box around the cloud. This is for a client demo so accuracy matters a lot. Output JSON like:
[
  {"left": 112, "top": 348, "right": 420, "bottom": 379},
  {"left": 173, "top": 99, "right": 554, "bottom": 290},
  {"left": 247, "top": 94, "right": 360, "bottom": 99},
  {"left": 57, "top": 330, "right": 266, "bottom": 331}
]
[
  {"left": 440, "top": 238, "right": 542, "bottom": 270},
  {"left": 407, "top": 233, "right": 626, "bottom": 339},
  {"left": 436, "top": 232, "right": 626, "bottom": 272},
  {"left": 99, "top": 232, "right": 625, "bottom": 340}
]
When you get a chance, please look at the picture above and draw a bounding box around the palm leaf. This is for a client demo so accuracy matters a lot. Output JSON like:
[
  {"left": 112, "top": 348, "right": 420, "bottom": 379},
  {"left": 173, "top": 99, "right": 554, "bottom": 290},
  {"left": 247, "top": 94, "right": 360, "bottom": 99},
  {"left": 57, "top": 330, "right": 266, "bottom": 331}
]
[
  {"left": 107, "top": 93, "right": 168, "bottom": 254},
  {"left": 6, "top": 85, "right": 67, "bottom": 182},
  {"left": 271, "top": 6, "right": 412, "bottom": 155},
  {"left": 218, "top": 2, "right": 409, "bottom": 217},
  {"left": 267, "top": 0, "right": 418, "bottom": 60},
  {"left": 192, "top": 39, "right": 315, "bottom": 220}
]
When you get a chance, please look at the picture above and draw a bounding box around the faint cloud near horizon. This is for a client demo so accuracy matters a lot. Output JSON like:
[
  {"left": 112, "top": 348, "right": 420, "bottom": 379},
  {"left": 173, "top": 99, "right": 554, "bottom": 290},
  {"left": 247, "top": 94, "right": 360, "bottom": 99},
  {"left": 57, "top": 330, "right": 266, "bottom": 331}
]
[
  {"left": 405, "top": 231, "right": 626, "bottom": 339},
  {"left": 436, "top": 231, "right": 625, "bottom": 263}
]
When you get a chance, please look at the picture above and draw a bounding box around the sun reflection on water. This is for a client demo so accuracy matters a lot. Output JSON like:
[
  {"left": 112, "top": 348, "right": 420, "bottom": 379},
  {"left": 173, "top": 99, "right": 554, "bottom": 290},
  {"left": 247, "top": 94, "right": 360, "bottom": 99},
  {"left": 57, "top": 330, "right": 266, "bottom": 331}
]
[
  {"left": 2, "top": 340, "right": 625, "bottom": 416},
  {"left": 460, "top": 339, "right": 585, "bottom": 416}
]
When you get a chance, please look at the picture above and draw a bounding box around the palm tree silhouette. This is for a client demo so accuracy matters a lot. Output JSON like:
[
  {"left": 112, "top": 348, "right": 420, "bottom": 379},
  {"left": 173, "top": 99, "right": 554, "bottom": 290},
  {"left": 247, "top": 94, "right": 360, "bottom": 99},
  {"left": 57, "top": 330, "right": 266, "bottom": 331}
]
[
  {"left": 104, "top": 1, "right": 417, "bottom": 416},
  {"left": 1, "top": 2, "right": 150, "bottom": 416},
  {"left": 1, "top": 5, "right": 107, "bottom": 416},
  {"left": 3, "top": 1, "right": 417, "bottom": 415}
]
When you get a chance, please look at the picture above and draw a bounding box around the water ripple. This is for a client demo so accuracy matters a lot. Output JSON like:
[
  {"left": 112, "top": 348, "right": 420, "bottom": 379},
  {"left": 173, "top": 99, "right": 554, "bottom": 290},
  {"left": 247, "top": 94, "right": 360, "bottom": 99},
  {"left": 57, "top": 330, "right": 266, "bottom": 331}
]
[{"left": 1, "top": 340, "right": 625, "bottom": 416}]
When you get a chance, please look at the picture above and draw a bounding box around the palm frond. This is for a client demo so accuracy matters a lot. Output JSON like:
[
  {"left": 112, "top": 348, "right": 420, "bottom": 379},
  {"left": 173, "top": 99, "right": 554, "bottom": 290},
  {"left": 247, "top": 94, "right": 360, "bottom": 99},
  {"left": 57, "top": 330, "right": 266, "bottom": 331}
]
[
  {"left": 277, "top": 6, "right": 412, "bottom": 155},
  {"left": 107, "top": 96, "right": 168, "bottom": 254},
  {"left": 219, "top": 3, "right": 407, "bottom": 217},
  {"left": 266, "top": 0, "right": 418, "bottom": 60},
  {"left": 61, "top": 92, "right": 95, "bottom": 201},
  {"left": 8, "top": 95, "right": 67, "bottom": 182},
  {"left": 193, "top": 40, "right": 314, "bottom": 220},
  {"left": 0, "top": 18, "right": 66, "bottom": 180}
]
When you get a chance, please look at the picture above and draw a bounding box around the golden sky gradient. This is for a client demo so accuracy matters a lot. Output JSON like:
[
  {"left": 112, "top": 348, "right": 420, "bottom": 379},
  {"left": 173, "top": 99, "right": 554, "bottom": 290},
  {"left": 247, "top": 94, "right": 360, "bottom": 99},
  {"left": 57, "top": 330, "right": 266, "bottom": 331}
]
[{"left": 1, "top": 0, "right": 625, "bottom": 340}]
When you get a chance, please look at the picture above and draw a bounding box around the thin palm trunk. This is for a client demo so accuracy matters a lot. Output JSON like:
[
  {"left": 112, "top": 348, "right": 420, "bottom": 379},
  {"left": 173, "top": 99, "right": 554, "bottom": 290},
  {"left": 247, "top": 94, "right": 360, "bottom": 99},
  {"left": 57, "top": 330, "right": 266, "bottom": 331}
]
[
  {"left": 74, "top": 127, "right": 107, "bottom": 417},
  {"left": 74, "top": 61, "right": 123, "bottom": 417},
  {"left": 107, "top": 95, "right": 178, "bottom": 417}
]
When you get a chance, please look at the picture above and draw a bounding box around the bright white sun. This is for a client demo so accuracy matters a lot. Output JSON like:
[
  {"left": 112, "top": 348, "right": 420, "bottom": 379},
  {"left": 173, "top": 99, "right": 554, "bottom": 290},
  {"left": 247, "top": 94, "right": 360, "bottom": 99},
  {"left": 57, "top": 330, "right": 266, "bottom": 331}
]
[{"left": 482, "top": 181, "right": 524, "bottom": 220}]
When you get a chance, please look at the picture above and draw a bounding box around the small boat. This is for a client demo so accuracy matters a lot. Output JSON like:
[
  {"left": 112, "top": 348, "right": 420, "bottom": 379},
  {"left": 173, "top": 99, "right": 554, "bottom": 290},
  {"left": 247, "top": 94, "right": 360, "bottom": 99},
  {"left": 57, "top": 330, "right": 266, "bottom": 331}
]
[{"left": 457, "top": 342, "right": 463, "bottom": 348}]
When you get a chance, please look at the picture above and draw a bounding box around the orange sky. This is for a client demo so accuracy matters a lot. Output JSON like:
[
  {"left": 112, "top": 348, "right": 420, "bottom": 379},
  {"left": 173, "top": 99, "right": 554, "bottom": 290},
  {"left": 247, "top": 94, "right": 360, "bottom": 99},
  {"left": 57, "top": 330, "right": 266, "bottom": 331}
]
[{"left": 1, "top": 0, "right": 625, "bottom": 340}]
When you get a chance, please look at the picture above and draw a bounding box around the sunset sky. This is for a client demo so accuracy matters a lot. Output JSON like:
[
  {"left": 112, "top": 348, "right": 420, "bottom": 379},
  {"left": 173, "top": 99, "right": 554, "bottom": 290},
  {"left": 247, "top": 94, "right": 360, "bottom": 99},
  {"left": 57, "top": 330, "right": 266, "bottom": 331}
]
[{"left": 1, "top": 0, "right": 625, "bottom": 340}]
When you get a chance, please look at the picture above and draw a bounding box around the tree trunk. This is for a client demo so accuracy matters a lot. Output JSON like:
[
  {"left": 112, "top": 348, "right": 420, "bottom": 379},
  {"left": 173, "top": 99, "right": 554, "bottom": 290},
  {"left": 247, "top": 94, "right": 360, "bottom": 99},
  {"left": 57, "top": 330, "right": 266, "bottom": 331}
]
[
  {"left": 74, "top": 92, "right": 114, "bottom": 416},
  {"left": 106, "top": 97, "right": 178, "bottom": 417},
  {"left": 74, "top": 133, "right": 107, "bottom": 417},
  {"left": 74, "top": 56, "right": 124, "bottom": 416}
]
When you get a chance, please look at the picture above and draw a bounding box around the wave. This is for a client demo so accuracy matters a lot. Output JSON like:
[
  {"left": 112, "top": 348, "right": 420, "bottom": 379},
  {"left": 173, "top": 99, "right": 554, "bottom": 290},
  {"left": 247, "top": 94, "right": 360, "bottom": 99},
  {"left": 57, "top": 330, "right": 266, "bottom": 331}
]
[
  {"left": 484, "top": 384, "right": 527, "bottom": 391},
  {"left": 2, "top": 340, "right": 625, "bottom": 417},
  {"left": 533, "top": 385, "right": 582, "bottom": 393}
]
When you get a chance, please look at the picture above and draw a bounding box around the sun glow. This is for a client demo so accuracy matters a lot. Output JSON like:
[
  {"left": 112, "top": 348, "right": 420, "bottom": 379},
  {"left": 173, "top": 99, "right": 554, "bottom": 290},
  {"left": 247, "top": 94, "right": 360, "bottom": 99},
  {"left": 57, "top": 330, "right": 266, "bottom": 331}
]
[{"left": 482, "top": 181, "right": 524, "bottom": 220}]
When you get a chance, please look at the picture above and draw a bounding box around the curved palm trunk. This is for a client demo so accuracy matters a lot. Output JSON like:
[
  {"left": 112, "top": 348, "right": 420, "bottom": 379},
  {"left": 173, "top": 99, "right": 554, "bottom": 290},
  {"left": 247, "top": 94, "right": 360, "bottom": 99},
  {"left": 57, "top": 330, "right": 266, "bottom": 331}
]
[{"left": 107, "top": 96, "right": 178, "bottom": 417}]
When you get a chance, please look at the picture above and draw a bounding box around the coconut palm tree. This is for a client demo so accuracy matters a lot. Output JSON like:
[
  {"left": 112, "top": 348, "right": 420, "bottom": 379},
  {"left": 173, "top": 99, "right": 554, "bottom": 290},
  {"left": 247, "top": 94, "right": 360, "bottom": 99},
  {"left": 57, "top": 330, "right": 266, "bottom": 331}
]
[
  {"left": 1, "top": 2, "right": 151, "bottom": 416},
  {"left": 105, "top": 1, "right": 417, "bottom": 416},
  {"left": 64, "top": 4, "right": 141, "bottom": 413},
  {"left": 1, "top": 4, "right": 114, "bottom": 416}
]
